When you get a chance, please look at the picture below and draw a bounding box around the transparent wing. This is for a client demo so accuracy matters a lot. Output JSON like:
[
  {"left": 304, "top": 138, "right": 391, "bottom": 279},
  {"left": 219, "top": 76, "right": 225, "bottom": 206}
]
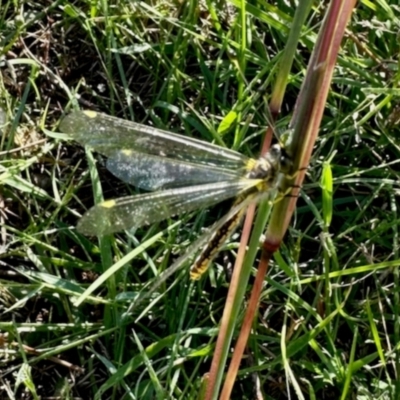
[
  {"left": 106, "top": 150, "right": 245, "bottom": 190},
  {"left": 76, "top": 180, "right": 261, "bottom": 236},
  {"left": 60, "top": 110, "right": 250, "bottom": 170},
  {"left": 131, "top": 190, "right": 266, "bottom": 310}
]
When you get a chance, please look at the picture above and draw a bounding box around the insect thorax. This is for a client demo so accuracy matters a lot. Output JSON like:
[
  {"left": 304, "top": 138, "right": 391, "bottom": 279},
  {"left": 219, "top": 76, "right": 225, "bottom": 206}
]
[
  {"left": 246, "top": 144, "right": 283, "bottom": 183},
  {"left": 246, "top": 157, "right": 278, "bottom": 184}
]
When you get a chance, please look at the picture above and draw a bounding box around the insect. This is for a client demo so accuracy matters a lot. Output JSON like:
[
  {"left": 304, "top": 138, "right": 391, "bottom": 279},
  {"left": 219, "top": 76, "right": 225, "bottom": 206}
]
[{"left": 60, "top": 110, "right": 293, "bottom": 280}]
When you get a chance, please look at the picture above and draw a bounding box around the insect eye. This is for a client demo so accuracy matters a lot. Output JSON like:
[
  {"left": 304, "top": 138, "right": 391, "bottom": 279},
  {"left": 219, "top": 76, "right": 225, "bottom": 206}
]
[{"left": 269, "top": 144, "right": 281, "bottom": 157}]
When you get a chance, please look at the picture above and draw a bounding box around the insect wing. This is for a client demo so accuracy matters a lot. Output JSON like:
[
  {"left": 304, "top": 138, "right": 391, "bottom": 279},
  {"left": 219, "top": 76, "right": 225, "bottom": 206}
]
[
  {"left": 131, "top": 190, "right": 266, "bottom": 309},
  {"left": 106, "top": 151, "right": 245, "bottom": 190},
  {"left": 60, "top": 110, "right": 250, "bottom": 170},
  {"left": 76, "top": 180, "right": 262, "bottom": 236}
]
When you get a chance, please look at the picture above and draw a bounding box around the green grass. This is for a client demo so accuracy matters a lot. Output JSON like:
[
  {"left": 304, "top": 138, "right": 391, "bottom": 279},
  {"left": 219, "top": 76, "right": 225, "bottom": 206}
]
[{"left": 1, "top": 1, "right": 400, "bottom": 399}]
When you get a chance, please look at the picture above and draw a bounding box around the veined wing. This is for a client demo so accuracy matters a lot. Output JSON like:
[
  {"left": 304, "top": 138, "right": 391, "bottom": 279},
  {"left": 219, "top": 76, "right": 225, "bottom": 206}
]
[
  {"left": 76, "top": 179, "right": 262, "bottom": 236},
  {"left": 131, "top": 188, "right": 272, "bottom": 310},
  {"left": 60, "top": 110, "right": 251, "bottom": 170},
  {"left": 106, "top": 150, "right": 246, "bottom": 190}
]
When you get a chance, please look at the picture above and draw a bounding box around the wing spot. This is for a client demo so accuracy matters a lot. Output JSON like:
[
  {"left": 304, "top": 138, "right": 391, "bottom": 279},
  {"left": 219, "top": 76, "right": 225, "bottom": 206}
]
[
  {"left": 101, "top": 200, "right": 117, "bottom": 208},
  {"left": 83, "top": 110, "right": 97, "bottom": 119}
]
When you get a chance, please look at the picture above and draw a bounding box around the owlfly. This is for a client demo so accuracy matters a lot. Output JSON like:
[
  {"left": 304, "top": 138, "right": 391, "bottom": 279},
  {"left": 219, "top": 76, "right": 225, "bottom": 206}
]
[{"left": 60, "top": 110, "right": 293, "bottom": 282}]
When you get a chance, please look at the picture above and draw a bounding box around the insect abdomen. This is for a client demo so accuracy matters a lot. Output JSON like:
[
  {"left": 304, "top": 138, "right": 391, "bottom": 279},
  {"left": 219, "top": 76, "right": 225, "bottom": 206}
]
[{"left": 190, "top": 207, "right": 246, "bottom": 280}]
